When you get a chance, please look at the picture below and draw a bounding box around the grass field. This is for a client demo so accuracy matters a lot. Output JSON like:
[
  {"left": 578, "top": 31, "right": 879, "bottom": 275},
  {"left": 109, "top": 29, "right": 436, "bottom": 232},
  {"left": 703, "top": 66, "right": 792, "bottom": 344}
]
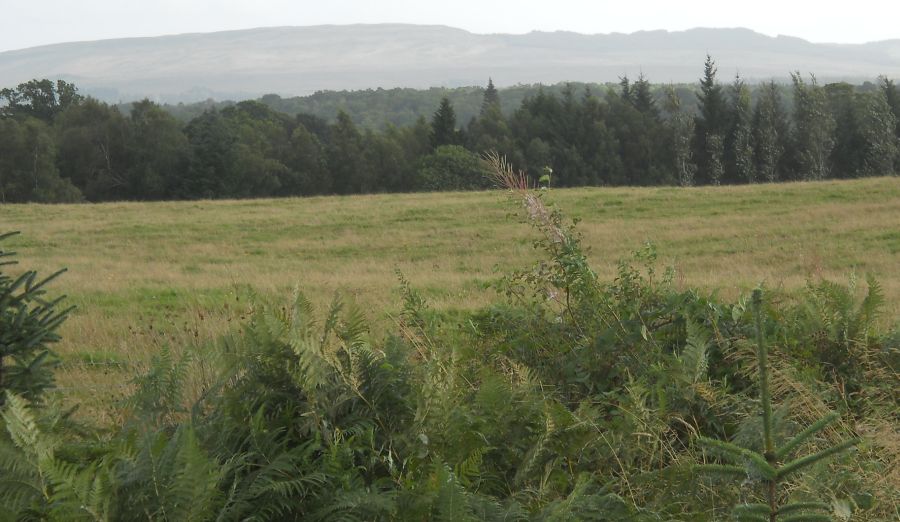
[{"left": 3, "top": 176, "right": 899, "bottom": 421}]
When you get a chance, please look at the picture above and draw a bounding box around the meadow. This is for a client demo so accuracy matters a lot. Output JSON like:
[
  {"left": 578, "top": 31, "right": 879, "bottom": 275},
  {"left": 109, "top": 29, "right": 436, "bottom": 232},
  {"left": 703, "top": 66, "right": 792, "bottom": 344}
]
[{"left": 2, "top": 176, "right": 899, "bottom": 418}]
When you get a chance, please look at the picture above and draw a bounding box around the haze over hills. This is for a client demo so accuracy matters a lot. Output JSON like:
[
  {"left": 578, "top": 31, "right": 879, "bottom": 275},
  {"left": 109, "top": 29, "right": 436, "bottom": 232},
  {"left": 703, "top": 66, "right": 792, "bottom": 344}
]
[{"left": 1, "top": 24, "right": 899, "bottom": 103}]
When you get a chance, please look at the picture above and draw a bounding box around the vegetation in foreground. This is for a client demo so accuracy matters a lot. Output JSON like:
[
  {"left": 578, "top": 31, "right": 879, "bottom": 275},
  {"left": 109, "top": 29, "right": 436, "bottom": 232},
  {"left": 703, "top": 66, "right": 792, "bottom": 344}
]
[
  {"left": 2, "top": 176, "right": 899, "bottom": 423},
  {"left": 0, "top": 160, "right": 897, "bottom": 520}
]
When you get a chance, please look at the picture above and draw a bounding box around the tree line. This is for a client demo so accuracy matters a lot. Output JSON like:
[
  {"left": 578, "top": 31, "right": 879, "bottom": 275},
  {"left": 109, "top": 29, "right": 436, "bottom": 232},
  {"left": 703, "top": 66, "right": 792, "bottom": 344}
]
[{"left": 1, "top": 57, "right": 899, "bottom": 203}]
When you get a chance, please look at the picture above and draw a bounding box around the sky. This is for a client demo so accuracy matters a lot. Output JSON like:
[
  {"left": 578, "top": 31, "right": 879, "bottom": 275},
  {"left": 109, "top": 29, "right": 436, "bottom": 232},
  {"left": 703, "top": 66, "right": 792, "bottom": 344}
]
[{"left": 1, "top": 0, "right": 898, "bottom": 52}]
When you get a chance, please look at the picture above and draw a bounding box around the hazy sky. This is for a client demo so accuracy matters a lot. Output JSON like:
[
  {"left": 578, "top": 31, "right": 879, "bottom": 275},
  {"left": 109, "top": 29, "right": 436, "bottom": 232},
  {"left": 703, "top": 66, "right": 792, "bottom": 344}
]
[{"left": 2, "top": 0, "right": 898, "bottom": 52}]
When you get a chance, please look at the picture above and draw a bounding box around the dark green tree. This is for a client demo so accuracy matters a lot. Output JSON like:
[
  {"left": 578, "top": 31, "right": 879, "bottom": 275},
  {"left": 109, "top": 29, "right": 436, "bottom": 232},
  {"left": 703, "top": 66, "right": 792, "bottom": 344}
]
[
  {"left": 631, "top": 73, "right": 658, "bottom": 118},
  {"left": 327, "top": 111, "right": 372, "bottom": 194},
  {"left": 694, "top": 289, "right": 859, "bottom": 522},
  {"left": 287, "top": 123, "right": 330, "bottom": 194},
  {"left": 430, "top": 97, "right": 460, "bottom": 149},
  {"left": 182, "top": 109, "right": 238, "bottom": 198},
  {"left": 0, "top": 118, "right": 81, "bottom": 203},
  {"left": 0, "top": 232, "right": 72, "bottom": 404},
  {"left": 855, "top": 90, "right": 898, "bottom": 176},
  {"left": 791, "top": 73, "right": 835, "bottom": 181},
  {"left": 54, "top": 98, "right": 130, "bottom": 200},
  {"left": 695, "top": 55, "right": 729, "bottom": 184},
  {"left": 879, "top": 76, "right": 900, "bottom": 140},
  {"left": 729, "top": 76, "right": 755, "bottom": 183},
  {"left": 124, "top": 99, "right": 192, "bottom": 199},
  {"left": 664, "top": 86, "right": 697, "bottom": 186},
  {"left": 0, "top": 79, "right": 83, "bottom": 122},
  {"left": 416, "top": 145, "right": 486, "bottom": 191},
  {"left": 752, "top": 83, "right": 788, "bottom": 183},
  {"left": 480, "top": 78, "right": 500, "bottom": 116}
]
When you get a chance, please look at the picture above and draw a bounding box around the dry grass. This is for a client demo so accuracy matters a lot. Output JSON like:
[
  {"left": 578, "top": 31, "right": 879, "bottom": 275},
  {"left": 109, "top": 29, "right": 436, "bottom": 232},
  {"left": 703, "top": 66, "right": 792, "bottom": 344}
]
[{"left": 2, "top": 176, "right": 899, "bottom": 418}]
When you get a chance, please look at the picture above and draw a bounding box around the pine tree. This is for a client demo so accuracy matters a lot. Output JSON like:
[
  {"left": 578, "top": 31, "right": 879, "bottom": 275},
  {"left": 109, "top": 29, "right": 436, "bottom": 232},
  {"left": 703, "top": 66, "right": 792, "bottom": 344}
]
[
  {"left": 430, "top": 97, "right": 459, "bottom": 149},
  {"left": 480, "top": 78, "right": 500, "bottom": 116},
  {"left": 730, "top": 76, "right": 755, "bottom": 183},
  {"left": 0, "top": 232, "right": 72, "bottom": 404},
  {"left": 619, "top": 75, "right": 632, "bottom": 105},
  {"left": 695, "top": 55, "right": 729, "bottom": 184},
  {"left": 792, "top": 73, "right": 836, "bottom": 181},
  {"left": 631, "top": 73, "right": 658, "bottom": 118},
  {"left": 694, "top": 289, "right": 859, "bottom": 522},
  {"left": 752, "top": 83, "right": 787, "bottom": 183},
  {"left": 706, "top": 133, "right": 725, "bottom": 185},
  {"left": 664, "top": 86, "right": 697, "bottom": 187}
]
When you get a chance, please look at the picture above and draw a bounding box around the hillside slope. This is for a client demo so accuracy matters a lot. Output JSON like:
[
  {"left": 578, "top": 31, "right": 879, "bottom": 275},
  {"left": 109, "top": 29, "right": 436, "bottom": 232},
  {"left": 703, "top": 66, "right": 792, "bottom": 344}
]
[{"left": 2, "top": 24, "right": 899, "bottom": 102}]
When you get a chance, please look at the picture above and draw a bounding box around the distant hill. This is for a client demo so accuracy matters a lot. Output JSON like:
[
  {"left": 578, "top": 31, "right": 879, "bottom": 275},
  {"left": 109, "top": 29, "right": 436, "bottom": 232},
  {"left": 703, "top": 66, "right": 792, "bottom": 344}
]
[{"left": 2, "top": 24, "right": 899, "bottom": 103}]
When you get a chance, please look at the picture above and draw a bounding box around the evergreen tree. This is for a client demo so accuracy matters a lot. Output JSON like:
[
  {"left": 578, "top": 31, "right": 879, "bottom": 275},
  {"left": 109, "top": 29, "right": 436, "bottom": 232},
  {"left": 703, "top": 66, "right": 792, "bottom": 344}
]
[
  {"left": 0, "top": 232, "right": 72, "bottom": 404},
  {"left": 619, "top": 75, "right": 632, "bottom": 105},
  {"left": 430, "top": 97, "right": 459, "bottom": 149},
  {"left": 792, "top": 73, "right": 836, "bottom": 181},
  {"left": 729, "top": 76, "right": 755, "bottom": 183},
  {"left": 705, "top": 133, "right": 725, "bottom": 185},
  {"left": 752, "top": 82, "right": 787, "bottom": 183},
  {"left": 631, "top": 73, "right": 658, "bottom": 118},
  {"left": 694, "top": 55, "right": 729, "bottom": 184},
  {"left": 664, "top": 86, "right": 697, "bottom": 187},
  {"left": 480, "top": 78, "right": 500, "bottom": 116}
]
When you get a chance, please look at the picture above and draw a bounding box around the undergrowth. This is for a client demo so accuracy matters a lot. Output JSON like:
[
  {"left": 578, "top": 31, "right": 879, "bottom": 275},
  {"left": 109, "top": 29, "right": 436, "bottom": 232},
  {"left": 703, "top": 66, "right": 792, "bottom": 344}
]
[{"left": 0, "top": 158, "right": 897, "bottom": 520}]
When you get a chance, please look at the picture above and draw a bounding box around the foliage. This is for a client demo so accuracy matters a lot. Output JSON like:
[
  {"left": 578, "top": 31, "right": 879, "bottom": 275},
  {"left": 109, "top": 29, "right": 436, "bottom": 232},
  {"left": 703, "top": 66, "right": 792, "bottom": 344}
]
[
  {"left": 692, "top": 289, "right": 859, "bottom": 521},
  {"left": 0, "top": 162, "right": 896, "bottom": 521},
  {"left": 2, "top": 59, "right": 899, "bottom": 203},
  {"left": 0, "top": 232, "right": 71, "bottom": 403}
]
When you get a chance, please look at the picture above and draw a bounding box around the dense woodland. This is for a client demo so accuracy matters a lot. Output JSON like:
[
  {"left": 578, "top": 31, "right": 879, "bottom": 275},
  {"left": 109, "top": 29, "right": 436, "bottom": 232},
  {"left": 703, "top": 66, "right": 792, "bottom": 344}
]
[{"left": 1, "top": 56, "right": 899, "bottom": 203}]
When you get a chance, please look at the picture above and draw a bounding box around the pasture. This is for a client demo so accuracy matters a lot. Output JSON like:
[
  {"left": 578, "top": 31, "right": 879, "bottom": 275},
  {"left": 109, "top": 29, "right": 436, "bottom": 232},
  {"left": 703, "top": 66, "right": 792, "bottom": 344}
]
[{"left": 2, "top": 176, "right": 899, "bottom": 419}]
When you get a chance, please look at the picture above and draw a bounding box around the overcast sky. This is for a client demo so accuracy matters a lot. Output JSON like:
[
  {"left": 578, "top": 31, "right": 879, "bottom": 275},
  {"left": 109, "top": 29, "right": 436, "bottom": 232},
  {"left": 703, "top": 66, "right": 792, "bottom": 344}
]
[{"left": 2, "top": 0, "right": 897, "bottom": 52}]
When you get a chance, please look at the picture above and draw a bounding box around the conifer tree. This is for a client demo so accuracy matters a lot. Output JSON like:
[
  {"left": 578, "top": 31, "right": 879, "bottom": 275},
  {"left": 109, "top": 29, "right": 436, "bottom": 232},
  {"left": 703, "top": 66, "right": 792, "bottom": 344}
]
[
  {"left": 695, "top": 55, "right": 729, "bottom": 184},
  {"left": 752, "top": 83, "right": 787, "bottom": 183},
  {"left": 0, "top": 232, "right": 71, "bottom": 404},
  {"left": 619, "top": 75, "right": 632, "bottom": 105},
  {"left": 705, "top": 133, "right": 725, "bottom": 185},
  {"left": 430, "top": 97, "right": 459, "bottom": 149},
  {"left": 730, "top": 76, "right": 755, "bottom": 183},
  {"left": 631, "top": 73, "right": 658, "bottom": 118},
  {"left": 694, "top": 289, "right": 859, "bottom": 522},
  {"left": 792, "top": 73, "right": 835, "bottom": 181},
  {"left": 664, "top": 86, "right": 697, "bottom": 187},
  {"left": 480, "top": 78, "right": 500, "bottom": 116}
]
